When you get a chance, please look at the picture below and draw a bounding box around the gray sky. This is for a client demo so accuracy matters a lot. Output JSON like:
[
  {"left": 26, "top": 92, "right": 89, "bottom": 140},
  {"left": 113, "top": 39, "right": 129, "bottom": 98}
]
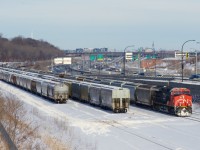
[{"left": 1, "top": 0, "right": 200, "bottom": 51}]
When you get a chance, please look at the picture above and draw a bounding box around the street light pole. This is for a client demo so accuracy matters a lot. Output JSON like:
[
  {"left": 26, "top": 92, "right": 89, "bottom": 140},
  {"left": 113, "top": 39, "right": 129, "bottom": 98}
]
[
  {"left": 196, "top": 42, "right": 200, "bottom": 75},
  {"left": 154, "top": 52, "right": 157, "bottom": 77},
  {"left": 195, "top": 50, "right": 198, "bottom": 75},
  {"left": 123, "top": 45, "right": 134, "bottom": 76},
  {"left": 181, "top": 40, "right": 195, "bottom": 82},
  {"left": 138, "top": 50, "right": 141, "bottom": 74}
]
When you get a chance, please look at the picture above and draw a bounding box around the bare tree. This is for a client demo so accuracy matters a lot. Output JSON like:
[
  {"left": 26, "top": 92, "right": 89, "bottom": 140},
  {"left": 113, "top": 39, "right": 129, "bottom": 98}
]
[
  {"left": 0, "top": 93, "right": 97, "bottom": 150},
  {"left": 0, "top": 94, "right": 39, "bottom": 149}
]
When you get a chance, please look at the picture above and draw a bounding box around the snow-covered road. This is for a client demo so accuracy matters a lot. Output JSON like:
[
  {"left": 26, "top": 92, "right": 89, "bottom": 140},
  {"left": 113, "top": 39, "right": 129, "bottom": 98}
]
[{"left": 0, "top": 81, "right": 200, "bottom": 150}]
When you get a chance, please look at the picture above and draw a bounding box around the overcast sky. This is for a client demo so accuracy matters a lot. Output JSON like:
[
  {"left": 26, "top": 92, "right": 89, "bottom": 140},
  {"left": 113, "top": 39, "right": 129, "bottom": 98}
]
[{"left": 1, "top": 0, "right": 200, "bottom": 51}]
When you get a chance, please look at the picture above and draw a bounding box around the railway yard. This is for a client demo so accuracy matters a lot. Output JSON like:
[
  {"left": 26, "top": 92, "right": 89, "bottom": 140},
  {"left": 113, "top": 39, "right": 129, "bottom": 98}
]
[
  {"left": 0, "top": 80, "right": 200, "bottom": 150},
  {"left": 0, "top": 67, "right": 200, "bottom": 149}
]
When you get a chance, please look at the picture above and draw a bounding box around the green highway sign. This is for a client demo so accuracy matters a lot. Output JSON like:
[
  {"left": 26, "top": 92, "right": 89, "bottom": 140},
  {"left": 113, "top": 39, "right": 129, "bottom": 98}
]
[
  {"left": 97, "top": 54, "right": 104, "bottom": 61},
  {"left": 146, "top": 54, "right": 151, "bottom": 59},
  {"left": 132, "top": 55, "right": 138, "bottom": 60},
  {"left": 90, "top": 55, "right": 96, "bottom": 61}
]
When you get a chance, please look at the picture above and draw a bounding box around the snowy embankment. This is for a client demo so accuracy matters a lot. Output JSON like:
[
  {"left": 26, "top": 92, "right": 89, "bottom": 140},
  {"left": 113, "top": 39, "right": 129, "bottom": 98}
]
[{"left": 0, "top": 80, "right": 200, "bottom": 150}]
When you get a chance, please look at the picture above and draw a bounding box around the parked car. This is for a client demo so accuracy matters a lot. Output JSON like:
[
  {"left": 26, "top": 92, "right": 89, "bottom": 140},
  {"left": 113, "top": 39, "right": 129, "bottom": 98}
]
[
  {"left": 138, "top": 72, "right": 145, "bottom": 76},
  {"left": 189, "top": 74, "right": 200, "bottom": 80}
]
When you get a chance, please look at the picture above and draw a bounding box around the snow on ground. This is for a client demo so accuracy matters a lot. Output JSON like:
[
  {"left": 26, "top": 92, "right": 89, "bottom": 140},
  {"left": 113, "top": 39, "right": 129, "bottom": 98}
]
[{"left": 0, "top": 81, "right": 200, "bottom": 150}]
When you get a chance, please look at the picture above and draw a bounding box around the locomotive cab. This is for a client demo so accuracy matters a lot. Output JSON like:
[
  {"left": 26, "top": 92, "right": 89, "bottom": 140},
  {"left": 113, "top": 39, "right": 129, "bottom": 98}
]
[{"left": 169, "top": 88, "right": 192, "bottom": 117}]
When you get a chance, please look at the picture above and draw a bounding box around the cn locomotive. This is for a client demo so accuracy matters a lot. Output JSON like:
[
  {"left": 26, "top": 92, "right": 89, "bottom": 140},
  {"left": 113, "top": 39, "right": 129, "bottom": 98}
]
[{"left": 134, "top": 85, "right": 192, "bottom": 117}]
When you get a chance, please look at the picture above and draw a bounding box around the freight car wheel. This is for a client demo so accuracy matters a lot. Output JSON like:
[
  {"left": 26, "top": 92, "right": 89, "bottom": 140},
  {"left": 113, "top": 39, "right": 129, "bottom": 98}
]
[
  {"left": 114, "top": 109, "right": 119, "bottom": 113},
  {"left": 123, "top": 109, "right": 127, "bottom": 113}
]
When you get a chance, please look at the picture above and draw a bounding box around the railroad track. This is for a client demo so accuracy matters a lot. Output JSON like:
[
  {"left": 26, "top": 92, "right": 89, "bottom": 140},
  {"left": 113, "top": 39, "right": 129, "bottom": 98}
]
[
  {"left": 182, "top": 111, "right": 200, "bottom": 123},
  {"left": 100, "top": 119, "right": 174, "bottom": 150},
  {"left": 184, "top": 116, "right": 200, "bottom": 122},
  {"left": 192, "top": 111, "right": 200, "bottom": 115}
]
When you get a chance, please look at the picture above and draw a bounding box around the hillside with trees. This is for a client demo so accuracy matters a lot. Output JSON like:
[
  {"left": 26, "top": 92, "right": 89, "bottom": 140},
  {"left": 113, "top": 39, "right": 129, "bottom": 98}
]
[{"left": 0, "top": 35, "right": 64, "bottom": 62}]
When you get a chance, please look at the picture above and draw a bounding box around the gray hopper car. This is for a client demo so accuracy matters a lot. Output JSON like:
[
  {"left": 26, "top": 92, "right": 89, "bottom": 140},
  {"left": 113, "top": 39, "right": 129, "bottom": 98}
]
[
  {"left": 80, "top": 83, "right": 90, "bottom": 102},
  {"left": 100, "top": 86, "right": 130, "bottom": 113},
  {"left": 122, "top": 83, "right": 141, "bottom": 104},
  {"left": 89, "top": 85, "right": 101, "bottom": 106},
  {"left": 71, "top": 82, "right": 81, "bottom": 100},
  {"left": 134, "top": 84, "right": 157, "bottom": 106}
]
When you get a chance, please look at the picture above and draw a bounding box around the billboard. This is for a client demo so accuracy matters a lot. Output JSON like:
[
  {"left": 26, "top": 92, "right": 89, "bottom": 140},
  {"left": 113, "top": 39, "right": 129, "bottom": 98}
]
[
  {"left": 63, "top": 57, "right": 72, "bottom": 64},
  {"left": 126, "top": 52, "right": 132, "bottom": 60},
  {"left": 54, "top": 57, "right": 72, "bottom": 65},
  {"left": 54, "top": 58, "right": 63, "bottom": 65}
]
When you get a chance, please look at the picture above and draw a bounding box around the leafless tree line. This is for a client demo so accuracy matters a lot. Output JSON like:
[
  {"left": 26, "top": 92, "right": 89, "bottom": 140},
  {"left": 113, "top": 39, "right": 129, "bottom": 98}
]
[{"left": 0, "top": 35, "right": 64, "bottom": 62}]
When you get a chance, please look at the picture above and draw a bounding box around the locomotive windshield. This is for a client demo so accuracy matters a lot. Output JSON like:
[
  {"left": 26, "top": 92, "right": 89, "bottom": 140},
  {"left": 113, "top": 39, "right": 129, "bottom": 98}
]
[{"left": 172, "top": 91, "right": 190, "bottom": 95}]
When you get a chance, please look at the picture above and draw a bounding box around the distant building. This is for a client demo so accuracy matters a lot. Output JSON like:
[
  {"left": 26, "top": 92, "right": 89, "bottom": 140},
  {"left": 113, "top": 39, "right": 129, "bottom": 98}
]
[
  {"left": 141, "top": 59, "right": 156, "bottom": 69},
  {"left": 76, "top": 48, "right": 84, "bottom": 53},
  {"left": 144, "top": 48, "right": 154, "bottom": 53}
]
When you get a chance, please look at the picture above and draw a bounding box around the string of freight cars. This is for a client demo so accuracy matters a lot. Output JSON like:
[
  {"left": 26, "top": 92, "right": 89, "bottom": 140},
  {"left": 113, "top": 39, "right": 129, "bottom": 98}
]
[
  {"left": 0, "top": 69, "right": 130, "bottom": 113},
  {"left": 0, "top": 67, "right": 193, "bottom": 116}
]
